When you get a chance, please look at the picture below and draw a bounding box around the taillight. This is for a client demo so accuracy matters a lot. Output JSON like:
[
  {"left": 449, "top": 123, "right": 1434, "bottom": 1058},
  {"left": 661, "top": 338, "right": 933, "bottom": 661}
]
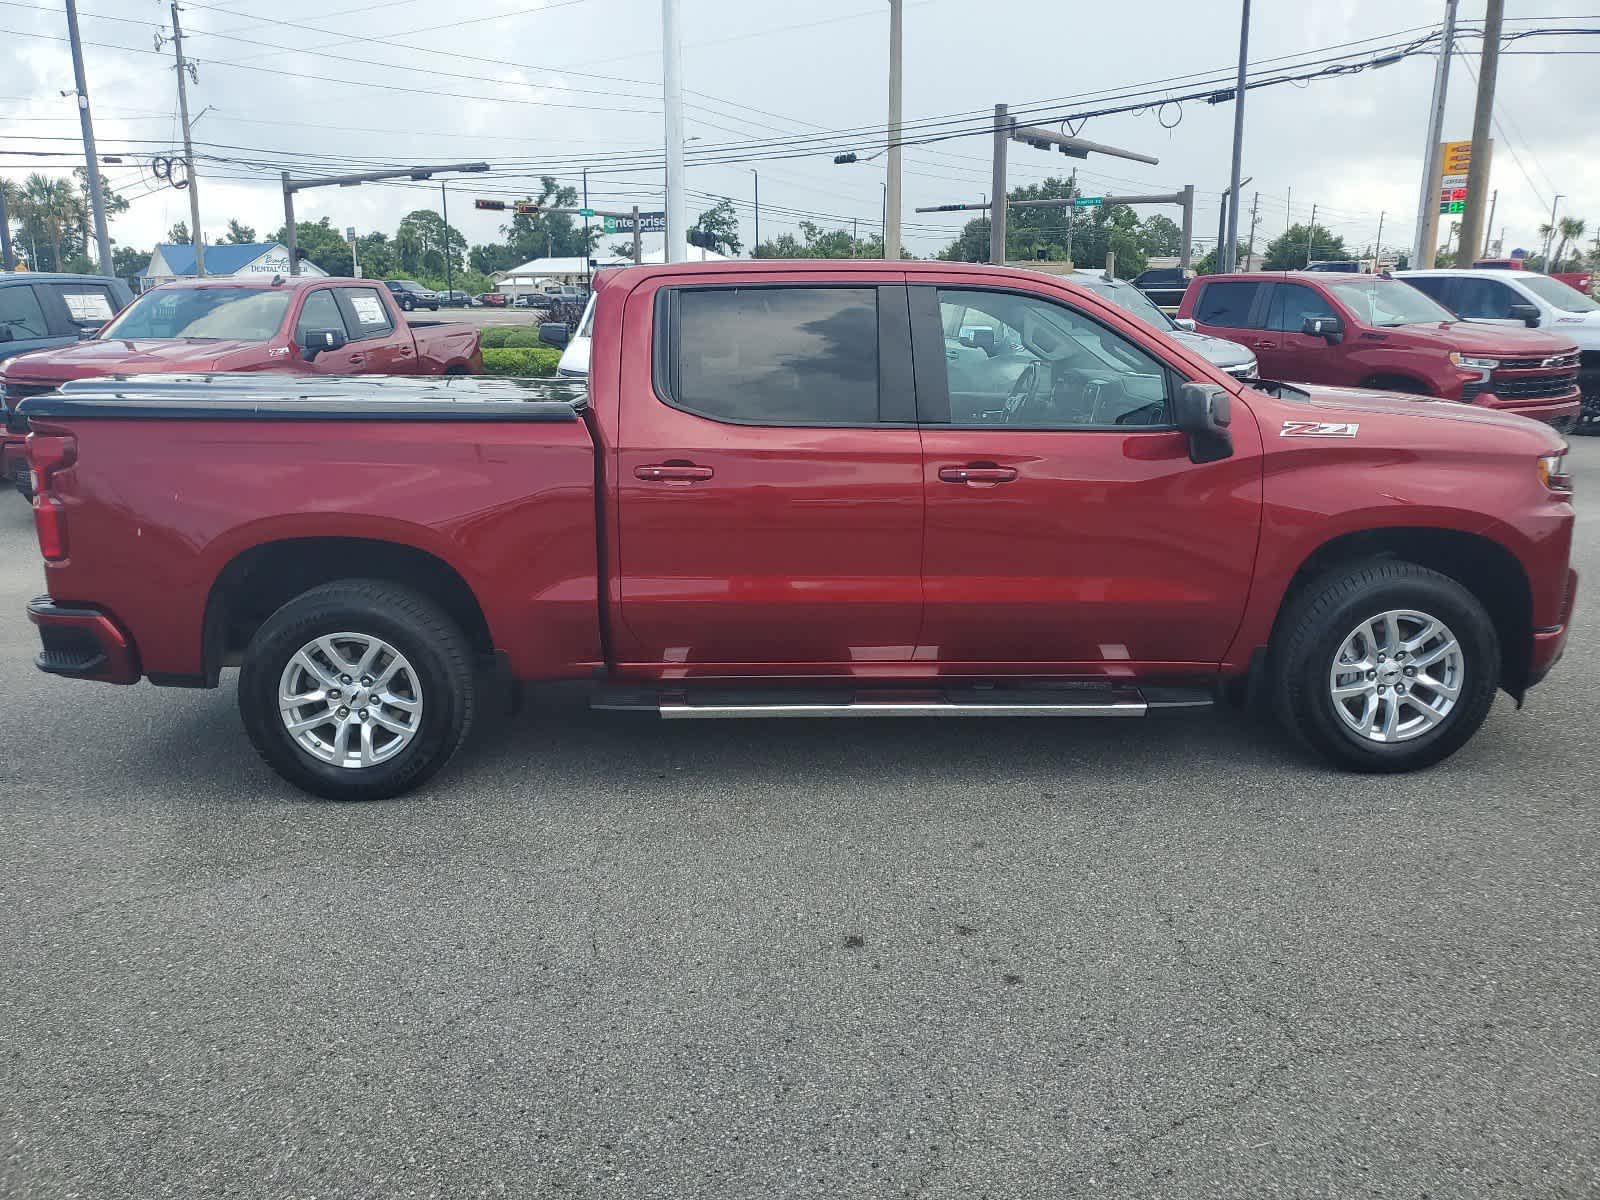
[{"left": 27, "top": 432, "right": 76, "bottom": 561}]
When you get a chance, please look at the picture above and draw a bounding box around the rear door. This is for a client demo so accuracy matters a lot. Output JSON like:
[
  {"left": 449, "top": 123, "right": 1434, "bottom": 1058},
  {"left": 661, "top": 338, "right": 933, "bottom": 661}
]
[
  {"left": 0, "top": 282, "right": 64, "bottom": 361},
  {"left": 1422, "top": 275, "right": 1525, "bottom": 327},
  {"left": 35, "top": 280, "right": 121, "bottom": 340},
  {"left": 1259, "top": 282, "right": 1345, "bottom": 384},
  {"left": 332, "top": 285, "right": 417, "bottom": 373},
  {"left": 1191, "top": 279, "right": 1272, "bottom": 365},
  {"left": 612, "top": 277, "right": 925, "bottom": 669},
  {"left": 912, "top": 280, "right": 1262, "bottom": 671}
]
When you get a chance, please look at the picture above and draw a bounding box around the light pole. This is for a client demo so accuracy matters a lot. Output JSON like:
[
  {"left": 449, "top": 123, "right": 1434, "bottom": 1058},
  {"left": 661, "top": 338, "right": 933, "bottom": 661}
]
[
  {"left": 1544, "top": 193, "right": 1564, "bottom": 266},
  {"left": 751, "top": 168, "right": 759, "bottom": 257},
  {"left": 662, "top": 0, "right": 687, "bottom": 263},
  {"left": 885, "top": 0, "right": 902, "bottom": 260},
  {"left": 1412, "top": 0, "right": 1459, "bottom": 268},
  {"left": 1222, "top": 0, "right": 1250, "bottom": 273}
]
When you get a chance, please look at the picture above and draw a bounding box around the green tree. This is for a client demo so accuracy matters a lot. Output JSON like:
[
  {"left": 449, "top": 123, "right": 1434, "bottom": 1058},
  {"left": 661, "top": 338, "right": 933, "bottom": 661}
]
[
  {"left": 112, "top": 245, "right": 150, "bottom": 279},
  {"left": 270, "top": 217, "right": 353, "bottom": 275},
  {"left": 1193, "top": 241, "right": 1249, "bottom": 276},
  {"left": 934, "top": 176, "right": 1153, "bottom": 277},
  {"left": 24, "top": 174, "right": 75, "bottom": 271},
  {"left": 468, "top": 176, "right": 595, "bottom": 276},
  {"left": 166, "top": 220, "right": 190, "bottom": 245},
  {"left": 755, "top": 220, "right": 887, "bottom": 259},
  {"left": 224, "top": 219, "right": 257, "bottom": 244},
  {"left": 1262, "top": 222, "right": 1346, "bottom": 270},
  {"left": 1553, "top": 216, "right": 1587, "bottom": 271},
  {"left": 352, "top": 231, "right": 398, "bottom": 280},
  {"left": 396, "top": 208, "right": 466, "bottom": 276},
  {"left": 1138, "top": 214, "right": 1183, "bottom": 257},
  {"left": 690, "top": 197, "right": 743, "bottom": 256}
]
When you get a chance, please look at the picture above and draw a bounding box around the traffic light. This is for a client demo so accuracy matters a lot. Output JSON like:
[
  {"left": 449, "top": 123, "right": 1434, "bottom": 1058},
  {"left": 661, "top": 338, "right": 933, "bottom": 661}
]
[{"left": 474, "top": 199, "right": 506, "bottom": 211}]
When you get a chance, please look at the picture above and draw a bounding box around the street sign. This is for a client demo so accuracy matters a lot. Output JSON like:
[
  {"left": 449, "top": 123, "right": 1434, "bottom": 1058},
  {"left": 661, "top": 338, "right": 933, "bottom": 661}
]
[
  {"left": 1440, "top": 139, "right": 1473, "bottom": 175},
  {"left": 1510, "top": 247, "right": 1527, "bottom": 259},
  {"left": 475, "top": 198, "right": 507, "bottom": 211},
  {"left": 344, "top": 226, "right": 356, "bottom": 243},
  {"left": 608, "top": 211, "right": 666, "bottom": 234},
  {"left": 1073, "top": 196, "right": 1104, "bottom": 208},
  {"left": 577, "top": 207, "right": 596, "bottom": 218}
]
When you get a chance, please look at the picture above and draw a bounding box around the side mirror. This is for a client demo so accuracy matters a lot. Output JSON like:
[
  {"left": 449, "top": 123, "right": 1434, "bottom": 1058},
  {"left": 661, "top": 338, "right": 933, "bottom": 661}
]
[
  {"left": 538, "top": 322, "right": 570, "bottom": 348},
  {"left": 1508, "top": 302, "right": 1539, "bottom": 327},
  {"left": 1174, "top": 382, "right": 1233, "bottom": 465},
  {"left": 1302, "top": 315, "right": 1344, "bottom": 343},
  {"left": 1173, "top": 317, "right": 1197, "bottom": 332},
  {"left": 77, "top": 325, "right": 99, "bottom": 340},
  {"left": 299, "top": 328, "right": 347, "bottom": 360}
]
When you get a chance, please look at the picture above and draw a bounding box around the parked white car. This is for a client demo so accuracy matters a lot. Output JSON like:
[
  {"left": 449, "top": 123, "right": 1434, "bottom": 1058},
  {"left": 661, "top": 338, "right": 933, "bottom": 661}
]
[
  {"left": 1398, "top": 268, "right": 1599, "bottom": 433},
  {"left": 555, "top": 292, "right": 596, "bottom": 378}
]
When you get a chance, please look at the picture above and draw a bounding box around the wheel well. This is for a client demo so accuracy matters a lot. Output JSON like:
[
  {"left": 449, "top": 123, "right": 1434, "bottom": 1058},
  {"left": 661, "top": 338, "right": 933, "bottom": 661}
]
[
  {"left": 1359, "top": 373, "right": 1433, "bottom": 395},
  {"left": 1275, "top": 528, "right": 1533, "bottom": 697},
  {"left": 204, "top": 538, "right": 493, "bottom": 681},
  {"left": 443, "top": 364, "right": 469, "bottom": 376}
]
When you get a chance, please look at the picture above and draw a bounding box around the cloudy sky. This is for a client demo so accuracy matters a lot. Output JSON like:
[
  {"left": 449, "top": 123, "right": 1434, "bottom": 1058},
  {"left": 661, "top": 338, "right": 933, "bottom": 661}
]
[{"left": 3, "top": 0, "right": 1596, "bottom": 264}]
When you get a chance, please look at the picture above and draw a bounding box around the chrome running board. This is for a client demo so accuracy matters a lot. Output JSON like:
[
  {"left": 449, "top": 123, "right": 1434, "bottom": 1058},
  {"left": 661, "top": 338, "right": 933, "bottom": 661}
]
[{"left": 593, "top": 685, "right": 1214, "bottom": 720}]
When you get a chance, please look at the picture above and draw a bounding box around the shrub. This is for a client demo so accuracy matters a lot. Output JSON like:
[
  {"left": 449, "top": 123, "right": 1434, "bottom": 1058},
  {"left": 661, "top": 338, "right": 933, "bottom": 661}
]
[
  {"left": 500, "top": 329, "right": 545, "bottom": 348},
  {"left": 480, "top": 346, "right": 562, "bottom": 377}
]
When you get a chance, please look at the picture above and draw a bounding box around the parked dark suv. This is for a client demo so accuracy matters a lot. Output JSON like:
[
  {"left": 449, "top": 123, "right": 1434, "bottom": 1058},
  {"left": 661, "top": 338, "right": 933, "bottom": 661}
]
[{"left": 383, "top": 279, "right": 439, "bottom": 312}]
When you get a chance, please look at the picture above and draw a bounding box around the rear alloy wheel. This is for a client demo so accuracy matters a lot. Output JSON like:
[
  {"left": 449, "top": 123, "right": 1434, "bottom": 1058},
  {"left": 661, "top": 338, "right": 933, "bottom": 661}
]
[
  {"left": 1273, "top": 560, "right": 1499, "bottom": 772},
  {"left": 239, "top": 580, "right": 475, "bottom": 800}
]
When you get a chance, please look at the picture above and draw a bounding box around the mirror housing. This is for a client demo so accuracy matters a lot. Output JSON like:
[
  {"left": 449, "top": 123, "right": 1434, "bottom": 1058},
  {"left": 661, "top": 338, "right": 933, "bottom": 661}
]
[
  {"left": 1508, "top": 302, "right": 1539, "bottom": 327},
  {"left": 1174, "top": 382, "right": 1233, "bottom": 465},
  {"left": 1301, "top": 315, "right": 1344, "bottom": 343},
  {"left": 1173, "top": 317, "right": 1197, "bottom": 332},
  {"left": 299, "top": 328, "right": 347, "bottom": 360},
  {"left": 538, "top": 321, "right": 570, "bottom": 348}
]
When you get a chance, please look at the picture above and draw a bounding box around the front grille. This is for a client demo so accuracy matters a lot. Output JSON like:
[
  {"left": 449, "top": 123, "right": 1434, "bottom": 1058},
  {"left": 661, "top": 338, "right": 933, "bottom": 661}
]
[
  {"left": 1490, "top": 371, "right": 1579, "bottom": 400},
  {"left": 1498, "top": 352, "right": 1581, "bottom": 371}
]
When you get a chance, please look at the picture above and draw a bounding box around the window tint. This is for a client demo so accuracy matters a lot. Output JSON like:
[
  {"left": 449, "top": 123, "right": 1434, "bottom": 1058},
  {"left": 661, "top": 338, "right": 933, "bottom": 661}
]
[
  {"left": 1441, "top": 276, "right": 1517, "bottom": 320},
  {"left": 1403, "top": 276, "right": 1454, "bottom": 311},
  {"left": 42, "top": 283, "right": 116, "bottom": 329},
  {"left": 1194, "top": 281, "right": 1260, "bottom": 328},
  {"left": 0, "top": 285, "right": 48, "bottom": 339},
  {"left": 668, "top": 287, "right": 879, "bottom": 424},
  {"left": 295, "top": 290, "right": 347, "bottom": 342},
  {"left": 936, "top": 288, "right": 1171, "bottom": 429},
  {"left": 1266, "top": 283, "right": 1338, "bottom": 332},
  {"left": 338, "top": 287, "right": 394, "bottom": 339}
]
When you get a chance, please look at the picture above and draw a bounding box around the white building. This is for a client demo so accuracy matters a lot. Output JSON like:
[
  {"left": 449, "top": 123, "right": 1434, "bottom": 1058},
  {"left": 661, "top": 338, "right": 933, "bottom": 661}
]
[
  {"left": 140, "top": 242, "right": 329, "bottom": 290},
  {"left": 496, "top": 244, "right": 728, "bottom": 298}
]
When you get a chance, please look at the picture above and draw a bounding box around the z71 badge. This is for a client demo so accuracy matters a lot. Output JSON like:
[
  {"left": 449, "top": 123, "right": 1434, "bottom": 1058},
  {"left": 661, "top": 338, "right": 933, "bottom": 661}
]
[{"left": 1280, "top": 420, "right": 1359, "bottom": 438}]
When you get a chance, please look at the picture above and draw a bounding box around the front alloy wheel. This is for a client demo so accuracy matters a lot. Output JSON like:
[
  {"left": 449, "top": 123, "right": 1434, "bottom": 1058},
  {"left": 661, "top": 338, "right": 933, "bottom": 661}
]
[{"left": 1328, "top": 609, "right": 1463, "bottom": 743}]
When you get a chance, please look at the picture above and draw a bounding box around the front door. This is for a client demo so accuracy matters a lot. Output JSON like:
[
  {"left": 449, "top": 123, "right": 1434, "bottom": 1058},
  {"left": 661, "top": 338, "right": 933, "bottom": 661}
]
[
  {"left": 1258, "top": 282, "right": 1345, "bottom": 385},
  {"left": 332, "top": 285, "right": 417, "bottom": 373},
  {"left": 911, "top": 281, "right": 1262, "bottom": 672},
  {"left": 612, "top": 277, "right": 925, "bottom": 670}
]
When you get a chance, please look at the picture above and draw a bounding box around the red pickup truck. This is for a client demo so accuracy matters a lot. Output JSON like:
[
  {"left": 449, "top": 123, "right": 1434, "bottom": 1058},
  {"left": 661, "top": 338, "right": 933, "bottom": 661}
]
[
  {"left": 1, "top": 276, "right": 481, "bottom": 496},
  {"left": 17, "top": 261, "right": 1577, "bottom": 799},
  {"left": 1178, "top": 272, "right": 1583, "bottom": 430}
]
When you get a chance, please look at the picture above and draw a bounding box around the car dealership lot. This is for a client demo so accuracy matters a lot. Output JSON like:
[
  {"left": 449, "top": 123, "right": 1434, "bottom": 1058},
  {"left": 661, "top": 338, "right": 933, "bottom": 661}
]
[{"left": 1, "top": 442, "right": 1595, "bottom": 1198}]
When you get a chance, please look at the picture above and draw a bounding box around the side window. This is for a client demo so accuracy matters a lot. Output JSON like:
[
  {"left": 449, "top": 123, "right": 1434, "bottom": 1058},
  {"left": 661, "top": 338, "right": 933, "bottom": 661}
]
[
  {"left": 41, "top": 283, "right": 117, "bottom": 331},
  {"left": 1266, "top": 283, "right": 1338, "bottom": 332},
  {"left": 936, "top": 288, "right": 1171, "bottom": 429},
  {"left": 662, "top": 286, "right": 879, "bottom": 425},
  {"left": 1194, "top": 281, "right": 1261, "bottom": 329},
  {"left": 1403, "top": 276, "right": 1455, "bottom": 312},
  {"left": 1448, "top": 277, "right": 1516, "bottom": 319},
  {"left": 0, "top": 285, "right": 49, "bottom": 340},
  {"left": 336, "top": 287, "right": 395, "bottom": 340},
  {"left": 294, "top": 290, "right": 347, "bottom": 342}
]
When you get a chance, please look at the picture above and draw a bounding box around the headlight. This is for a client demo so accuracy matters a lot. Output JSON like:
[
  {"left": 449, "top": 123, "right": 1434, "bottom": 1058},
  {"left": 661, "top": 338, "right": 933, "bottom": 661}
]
[
  {"left": 1537, "top": 451, "right": 1573, "bottom": 495},
  {"left": 1449, "top": 352, "right": 1500, "bottom": 370}
]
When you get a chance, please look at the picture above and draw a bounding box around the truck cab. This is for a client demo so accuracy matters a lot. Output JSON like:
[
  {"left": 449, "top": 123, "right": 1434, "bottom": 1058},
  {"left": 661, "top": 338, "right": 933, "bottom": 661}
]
[{"left": 1178, "top": 272, "right": 1582, "bottom": 429}]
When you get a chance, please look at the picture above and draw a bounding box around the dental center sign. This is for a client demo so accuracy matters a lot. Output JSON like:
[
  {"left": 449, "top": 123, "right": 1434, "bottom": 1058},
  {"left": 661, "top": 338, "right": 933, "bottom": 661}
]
[{"left": 238, "top": 248, "right": 294, "bottom": 275}]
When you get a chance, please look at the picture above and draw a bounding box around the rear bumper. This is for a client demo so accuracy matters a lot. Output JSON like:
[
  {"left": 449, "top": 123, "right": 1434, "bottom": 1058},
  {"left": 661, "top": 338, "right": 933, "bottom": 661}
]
[
  {"left": 1527, "top": 568, "right": 1579, "bottom": 689},
  {"left": 27, "top": 595, "right": 141, "bottom": 685}
]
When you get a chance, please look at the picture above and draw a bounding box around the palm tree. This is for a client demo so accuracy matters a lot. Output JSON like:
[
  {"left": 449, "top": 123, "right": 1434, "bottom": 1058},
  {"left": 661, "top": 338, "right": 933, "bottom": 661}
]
[
  {"left": 1537, "top": 221, "right": 1556, "bottom": 266},
  {"left": 1554, "top": 216, "right": 1586, "bottom": 271},
  {"left": 22, "top": 174, "right": 74, "bottom": 271}
]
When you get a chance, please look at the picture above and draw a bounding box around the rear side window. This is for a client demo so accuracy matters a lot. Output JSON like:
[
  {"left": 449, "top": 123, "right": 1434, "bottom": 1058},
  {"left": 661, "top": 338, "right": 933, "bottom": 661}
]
[
  {"left": 0, "top": 285, "right": 49, "bottom": 339},
  {"left": 336, "top": 287, "right": 394, "bottom": 339},
  {"left": 41, "top": 282, "right": 117, "bottom": 330},
  {"left": 1441, "top": 276, "right": 1517, "bottom": 320},
  {"left": 1194, "top": 281, "right": 1260, "bottom": 328},
  {"left": 1404, "top": 276, "right": 1454, "bottom": 311},
  {"left": 663, "top": 286, "right": 879, "bottom": 425}
]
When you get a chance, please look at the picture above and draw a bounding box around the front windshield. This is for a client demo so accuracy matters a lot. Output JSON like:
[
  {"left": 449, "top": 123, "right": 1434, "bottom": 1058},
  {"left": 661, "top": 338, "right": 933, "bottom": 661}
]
[
  {"left": 1325, "top": 278, "right": 1454, "bottom": 327},
  {"left": 1518, "top": 274, "right": 1599, "bottom": 314},
  {"left": 101, "top": 287, "right": 292, "bottom": 341},
  {"left": 1081, "top": 279, "right": 1173, "bottom": 332}
]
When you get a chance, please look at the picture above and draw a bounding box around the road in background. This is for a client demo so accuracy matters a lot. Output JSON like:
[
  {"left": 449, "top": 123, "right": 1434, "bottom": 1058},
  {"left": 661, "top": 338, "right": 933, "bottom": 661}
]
[{"left": 1, "top": 442, "right": 1595, "bottom": 1198}]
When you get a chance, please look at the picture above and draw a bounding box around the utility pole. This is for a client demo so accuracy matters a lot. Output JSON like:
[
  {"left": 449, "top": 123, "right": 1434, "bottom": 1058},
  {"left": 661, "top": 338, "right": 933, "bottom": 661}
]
[
  {"left": 581, "top": 167, "right": 589, "bottom": 290},
  {"left": 661, "top": 0, "right": 687, "bottom": 264},
  {"left": 1455, "top": 0, "right": 1501, "bottom": 266},
  {"left": 1223, "top": 0, "right": 1251, "bottom": 273},
  {"left": 1305, "top": 202, "right": 1317, "bottom": 266},
  {"left": 632, "top": 205, "right": 642, "bottom": 266},
  {"left": 1179, "top": 183, "right": 1194, "bottom": 269},
  {"left": 1244, "top": 191, "right": 1260, "bottom": 270},
  {"left": 0, "top": 185, "right": 14, "bottom": 271},
  {"left": 1216, "top": 176, "right": 1252, "bottom": 273},
  {"left": 1374, "top": 210, "right": 1385, "bottom": 267},
  {"left": 1412, "top": 0, "right": 1459, "bottom": 269},
  {"left": 750, "top": 168, "right": 759, "bottom": 257},
  {"left": 1481, "top": 190, "right": 1497, "bottom": 257},
  {"left": 65, "top": 0, "right": 113, "bottom": 275},
  {"left": 1543, "top": 194, "right": 1563, "bottom": 265},
  {"left": 440, "top": 182, "right": 453, "bottom": 296},
  {"left": 989, "top": 103, "right": 1009, "bottom": 265},
  {"left": 885, "top": 0, "right": 902, "bottom": 260},
  {"left": 169, "top": 1, "right": 205, "bottom": 275},
  {"left": 852, "top": 217, "right": 859, "bottom": 256}
]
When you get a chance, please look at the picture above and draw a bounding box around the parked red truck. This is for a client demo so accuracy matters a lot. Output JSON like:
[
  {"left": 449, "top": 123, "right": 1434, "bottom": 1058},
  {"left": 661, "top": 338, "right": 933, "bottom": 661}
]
[
  {"left": 2, "top": 276, "right": 481, "bottom": 496},
  {"left": 17, "top": 261, "right": 1577, "bottom": 799},
  {"left": 1178, "top": 272, "right": 1583, "bottom": 430}
]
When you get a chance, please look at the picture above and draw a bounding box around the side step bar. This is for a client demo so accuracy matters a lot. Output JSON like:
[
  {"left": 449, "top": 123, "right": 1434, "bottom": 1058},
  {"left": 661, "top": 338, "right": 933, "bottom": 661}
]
[{"left": 593, "top": 685, "right": 1213, "bottom": 720}]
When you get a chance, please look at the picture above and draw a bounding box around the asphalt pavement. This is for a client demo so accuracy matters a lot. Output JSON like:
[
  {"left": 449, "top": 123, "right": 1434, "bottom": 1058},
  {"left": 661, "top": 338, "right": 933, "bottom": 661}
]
[{"left": 1, "top": 440, "right": 1597, "bottom": 1199}]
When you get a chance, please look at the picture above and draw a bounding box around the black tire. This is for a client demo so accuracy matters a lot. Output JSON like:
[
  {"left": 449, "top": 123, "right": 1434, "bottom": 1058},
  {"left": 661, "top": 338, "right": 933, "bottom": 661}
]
[
  {"left": 238, "top": 580, "right": 476, "bottom": 800},
  {"left": 1271, "top": 559, "right": 1499, "bottom": 773},
  {"left": 399, "top": 296, "right": 415, "bottom": 311}
]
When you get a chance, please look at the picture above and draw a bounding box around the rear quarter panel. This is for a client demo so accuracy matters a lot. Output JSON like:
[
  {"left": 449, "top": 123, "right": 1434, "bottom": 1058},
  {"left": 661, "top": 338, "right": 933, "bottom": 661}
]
[
  {"left": 40, "top": 417, "right": 601, "bottom": 679},
  {"left": 411, "top": 323, "right": 484, "bottom": 373}
]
